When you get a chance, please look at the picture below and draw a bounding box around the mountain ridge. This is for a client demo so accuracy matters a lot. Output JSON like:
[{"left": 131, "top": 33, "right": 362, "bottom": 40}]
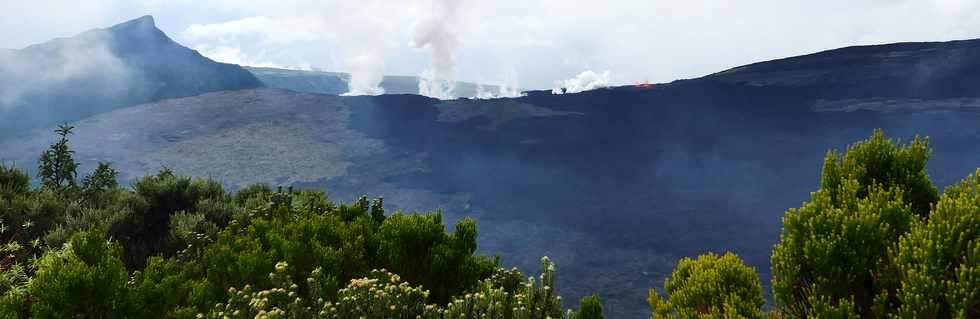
[{"left": 0, "top": 15, "right": 262, "bottom": 137}]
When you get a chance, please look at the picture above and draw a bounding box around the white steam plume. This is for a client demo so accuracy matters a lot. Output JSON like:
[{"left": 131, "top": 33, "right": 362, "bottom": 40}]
[
  {"left": 411, "top": 0, "right": 465, "bottom": 99},
  {"left": 551, "top": 70, "right": 611, "bottom": 94},
  {"left": 341, "top": 51, "right": 386, "bottom": 96},
  {"left": 340, "top": 1, "right": 397, "bottom": 96}
]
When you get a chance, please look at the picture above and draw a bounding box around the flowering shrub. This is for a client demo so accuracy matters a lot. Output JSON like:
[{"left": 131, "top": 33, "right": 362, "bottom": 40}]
[{"left": 208, "top": 257, "right": 592, "bottom": 319}]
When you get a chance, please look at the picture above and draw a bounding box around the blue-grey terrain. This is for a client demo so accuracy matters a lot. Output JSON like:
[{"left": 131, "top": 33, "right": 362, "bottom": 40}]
[{"left": 3, "top": 16, "right": 980, "bottom": 317}]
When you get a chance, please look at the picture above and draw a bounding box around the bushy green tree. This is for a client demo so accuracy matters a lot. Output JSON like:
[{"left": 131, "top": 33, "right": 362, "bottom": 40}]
[
  {"left": 819, "top": 129, "right": 937, "bottom": 217},
  {"left": 378, "top": 213, "right": 494, "bottom": 304},
  {"left": 893, "top": 169, "right": 980, "bottom": 318},
  {"left": 649, "top": 252, "right": 764, "bottom": 319},
  {"left": 0, "top": 165, "right": 29, "bottom": 197},
  {"left": 577, "top": 294, "right": 605, "bottom": 319},
  {"left": 28, "top": 230, "right": 133, "bottom": 318},
  {"left": 201, "top": 200, "right": 352, "bottom": 300},
  {"left": 0, "top": 187, "right": 68, "bottom": 252},
  {"left": 110, "top": 171, "right": 229, "bottom": 268},
  {"left": 80, "top": 161, "right": 118, "bottom": 208},
  {"left": 771, "top": 130, "right": 933, "bottom": 317},
  {"left": 131, "top": 256, "right": 215, "bottom": 318}
]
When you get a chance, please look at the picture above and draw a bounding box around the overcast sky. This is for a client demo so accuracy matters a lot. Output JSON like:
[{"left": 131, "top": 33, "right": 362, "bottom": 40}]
[{"left": 3, "top": 0, "right": 980, "bottom": 90}]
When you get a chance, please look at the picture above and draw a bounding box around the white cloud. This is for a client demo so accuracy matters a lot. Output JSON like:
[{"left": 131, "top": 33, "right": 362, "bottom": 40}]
[
  {"left": 182, "top": 16, "right": 324, "bottom": 45},
  {"left": 193, "top": 44, "right": 294, "bottom": 69}
]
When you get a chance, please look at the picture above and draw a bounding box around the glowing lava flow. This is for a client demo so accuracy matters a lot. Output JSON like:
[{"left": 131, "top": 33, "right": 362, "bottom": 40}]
[{"left": 635, "top": 80, "right": 654, "bottom": 89}]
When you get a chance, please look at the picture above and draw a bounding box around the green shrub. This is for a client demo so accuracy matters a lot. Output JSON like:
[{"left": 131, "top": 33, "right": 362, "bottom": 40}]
[
  {"left": 819, "top": 129, "right": 937, "bottom": 217},
  {"left": 110, "top": 171, "right": 229, "bottom": 268},
  {"left": 0, "top": 263, "right": 29, "bottom": 318},
  {"left": 28, "top": 230, "right": 133, "bottom": 318},
  {"left": 771, "top": 130, "right": 930, "bottom": 317},
  {"left": 80, "top": 162, "right": 119, "bottom": 208},
  {"left": 649, "top": 252, "right": 764, "bottom": 319},
  {"left": 0, "top": 165, "right": 29, "bottom": 197},
  {"left": 378, "top": 213, "right": 494, "bottom": 304},
  {"left": 576, "top": 294, "right": 604, "bottom": 319},
  {"left": 893, "top": 169, "right": 980, "bottom": 318}
]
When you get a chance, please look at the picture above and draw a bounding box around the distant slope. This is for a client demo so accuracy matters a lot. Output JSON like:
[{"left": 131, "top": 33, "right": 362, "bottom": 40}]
[
  {"left": 0, "top": 16, "right": 262, "bottom": 137},
  {"left": 246, "top": 66, "right": 503, "bottom": 98}
]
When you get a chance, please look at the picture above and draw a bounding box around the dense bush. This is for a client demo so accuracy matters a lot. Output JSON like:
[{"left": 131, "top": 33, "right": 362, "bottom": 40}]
[
  {"left": 111, "top": 171, "right": 230, "bottom": 268},
  {"left": 0, "top": 165, "right": 29, "bottom": 196},
  {"left": 0, "top": 173, "right": 563, "bottom": 317},
  {"left": 28, "top": 230, "right": 133, "bottom": 318}
]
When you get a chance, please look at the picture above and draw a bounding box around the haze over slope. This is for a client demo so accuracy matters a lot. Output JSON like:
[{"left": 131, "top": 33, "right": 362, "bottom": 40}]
[
  {"left": 0, "top": 16, "right": 261, "bottom": 137},
  {"left": 5, "top": 21, "right": 980, "bottom": 316},
  {"left": 247, "top": 66, "right": 508, "bottom": 98}
]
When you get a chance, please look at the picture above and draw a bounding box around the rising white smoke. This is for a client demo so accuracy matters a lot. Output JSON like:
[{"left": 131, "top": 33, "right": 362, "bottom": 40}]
[
  {"left": 411, "top": 0, "right": 465, "bottom": 99},
  {"left": 551, "top": 70, "right": 611, "bottom": 94}
]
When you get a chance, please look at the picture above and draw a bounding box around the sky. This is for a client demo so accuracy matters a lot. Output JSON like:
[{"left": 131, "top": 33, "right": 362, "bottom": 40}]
[{"left": 3, "top": 0, "right": 980, "bottom": 91}]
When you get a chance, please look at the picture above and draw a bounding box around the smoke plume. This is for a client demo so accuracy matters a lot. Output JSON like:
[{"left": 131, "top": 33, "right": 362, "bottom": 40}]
[
  {"left": 551, "top": 70, "right": 611, "bottom": 94},
  {"left": 411, "top": 0, "right": 465, "bottom": 99}
]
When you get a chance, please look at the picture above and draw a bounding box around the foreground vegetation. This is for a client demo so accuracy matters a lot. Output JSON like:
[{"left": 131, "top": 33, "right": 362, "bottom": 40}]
[{"left": 0, "top": 126, "right": 978, "bottom": 318}]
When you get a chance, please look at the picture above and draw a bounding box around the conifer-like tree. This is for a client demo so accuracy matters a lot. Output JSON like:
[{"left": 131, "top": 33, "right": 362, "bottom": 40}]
[{"left": 37, "top": 124, "right": 79, "bottom": 192}]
